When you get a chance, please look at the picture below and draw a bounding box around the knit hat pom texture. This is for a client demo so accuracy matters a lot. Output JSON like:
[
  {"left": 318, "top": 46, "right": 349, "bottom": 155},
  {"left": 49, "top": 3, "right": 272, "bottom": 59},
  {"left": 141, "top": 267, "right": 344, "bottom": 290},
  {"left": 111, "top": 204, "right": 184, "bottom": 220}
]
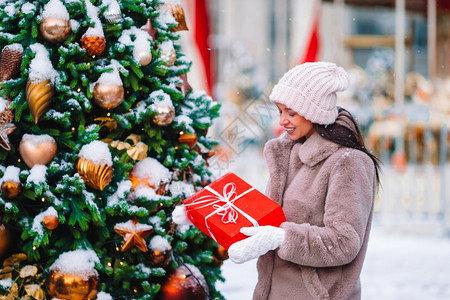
[{"left": 269, "top": 62, "right": 349, "bottom": 125}]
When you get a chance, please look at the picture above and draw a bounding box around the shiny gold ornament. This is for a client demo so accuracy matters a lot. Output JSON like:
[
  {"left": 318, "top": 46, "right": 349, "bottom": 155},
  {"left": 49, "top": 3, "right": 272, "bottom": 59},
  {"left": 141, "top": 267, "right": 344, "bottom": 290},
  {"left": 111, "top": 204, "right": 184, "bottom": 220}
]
[
  {"left": 1, "top": 181, "right": 21, "bottom": 199},
  {"left": 19, "top": 134, "right": 57, "bottom": 168},
  {"left": 109, "top": 134, "right": 148, "bottom": 161},
  {"left": 93, "top": 81, "right": 124, "bottom": 109},
  {"left": 26, "top": 79, "right": 54, "bottom": 124},
  {"left": 178, "top": 132, "right": 197, "bottom": 148},
  {"left": 114, "top": 219, "right": 154, "bottom": 252},
  {"left": 0, "top": 44, "right": 23, "bottom": 82},
  {"left": 133, "top": 47, "right": 152, "bottom": 66},
  {"left": 159, "top": 41, "right": 176, "bottom": 67},
  {"left": 43, "top": 215, "right": 59, "bottom": 230},
  {"left": 46, "top": 269, "right": 99, "bottom": 300},
  {"left": 40, "top": 17, "right": 71, "bottom": 43},
  {"left": 80, "top": 35, "right": 106, "bottom": 56},
  {"left": 76, "top": 157, "right": 113, "bottom": 191},
  {"left": 0, "top": 99, "right": 17, "bottom": 151},
  {"left": 165, "top": 3, "right": 189, "bottom": 32},
  {"left": 0, "top": 224, "right": 11, "bottom": 260},
  {"left": 94, "top": 117, "right": 117, "bottom": 132},
  {"left": 153, "top": 102, "right": 175, "bottom": 126}
]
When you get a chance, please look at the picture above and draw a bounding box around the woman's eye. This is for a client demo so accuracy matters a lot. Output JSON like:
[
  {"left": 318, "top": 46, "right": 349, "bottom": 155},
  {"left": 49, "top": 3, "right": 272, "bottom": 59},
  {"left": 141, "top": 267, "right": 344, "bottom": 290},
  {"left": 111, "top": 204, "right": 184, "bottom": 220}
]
[{"left": 288, "top": 113, "right": 296, "bottom": 117}]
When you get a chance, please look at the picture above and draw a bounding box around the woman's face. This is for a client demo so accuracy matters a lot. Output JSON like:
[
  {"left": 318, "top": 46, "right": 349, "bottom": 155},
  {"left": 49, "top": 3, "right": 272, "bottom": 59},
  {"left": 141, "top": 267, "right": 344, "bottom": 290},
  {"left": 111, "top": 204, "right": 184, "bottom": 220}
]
[{"left": 276, "top": 103, "right": 314, "bottom": 140}]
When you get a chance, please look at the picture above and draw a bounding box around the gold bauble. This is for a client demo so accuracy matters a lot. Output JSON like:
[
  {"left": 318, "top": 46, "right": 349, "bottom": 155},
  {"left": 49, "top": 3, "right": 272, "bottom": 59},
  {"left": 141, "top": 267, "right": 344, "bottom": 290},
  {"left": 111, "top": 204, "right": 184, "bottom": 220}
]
[
  {"left": 178, "top": 133, "right": 197, "bottom": 148},
  {"left": 26, "top": 79, "right": 54, "bottom": 124},
  {"left": 153, "top": 103, "right": 175, "bottom": 126},
  {"left": 93, "top": 82, "right": 124, "bottom": 109},
  {"left": 19, "top": 134, "right": 57, "bottom": 168},
  {"left": 0, "top": 224, "right": 11, "bottom": 260},
  {"left": 46, "top": 269, "right": 99, "bottom": 300},
  {"left": 1, "top": 181, "right": 21, "bottom": 199},
  {"left": 160, "top": 43, "right": 176, "bottom": 67},
  {"left": 80, "top": 35, "right": 106, "bottom": 56},
  {"left": 165, "top": 3, "right": 189, "bottom": 32},
  {"left": 40, "top": 17, "right": 71, "bottom": 43},
  {"left": 43, "top": 215, "right": 59, "bottom": 230},
  {"left": 76, "top": 157, "right": 113, "bottom": 191},
  {"left": 133, "top": 47, "right": 152, "bottom": 66}
]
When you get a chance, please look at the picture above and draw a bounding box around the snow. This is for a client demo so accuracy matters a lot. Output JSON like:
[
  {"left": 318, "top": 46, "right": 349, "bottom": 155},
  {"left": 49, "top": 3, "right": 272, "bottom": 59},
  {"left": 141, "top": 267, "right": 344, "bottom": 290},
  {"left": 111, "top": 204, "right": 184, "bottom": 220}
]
[
  {"left": 3, "top": 43, "right": 22, "bottom": 53},
  {"left": 49, "top": 249, "right": 99, "bottom": 280},
  {"left": 78, "top": 140, "right": 112, "bottom": 166},
  {"left": 28, "top": 44, "right": 59, "bottom": 84},
  {"left": 96, "top": 69, "right": 122, "bottom": 86},
  {"left": 83, "top": 0, "right": 104, "bottom": 38},
  {"left": 21, "top": 133, "right": 55, "bottom": 145},
  {"left": 156, "top": 4, "right": 176, "bottom": 27},
  {"left": 115, "top": 219, "right": 153, "bottom": 232},
  {"left": 26, "top": 164, "right": 47, "bottom": 184},
  {"left": 41, "top": 0, "right": 70, "bottom": 20},
  {"left": 0, "top": 278, "right": 12, "bottom": 289},
  {"left": 106, "top": 180, "right": 132, "bottom": 207},
  {"left": 149, "top": 235, "right": 170, "bottom": 251},
  {"left": 159, "top": 41, "right": 174, "bottom": 55},
  {"left": 131, "top": 157, "right": 171, "bottom": 187},
  {"left": 1, "top": 165, "right": 20, "bottom": 183},
  {"left": 168, "top": 180, "right": 195, "bottom": 197},
  {"left": 21, "top": 3, "right": 36, "bottom": 15},
  {"left": 96, "top": 292, "right": 113, "bottom": 300}
]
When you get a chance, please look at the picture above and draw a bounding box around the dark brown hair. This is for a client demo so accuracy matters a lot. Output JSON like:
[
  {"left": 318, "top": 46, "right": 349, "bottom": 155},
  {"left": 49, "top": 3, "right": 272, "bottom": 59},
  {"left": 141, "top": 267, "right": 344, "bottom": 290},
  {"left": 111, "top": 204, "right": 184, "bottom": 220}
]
[{"left": 312, "top": 107, "right": 381, "bottom": 185}]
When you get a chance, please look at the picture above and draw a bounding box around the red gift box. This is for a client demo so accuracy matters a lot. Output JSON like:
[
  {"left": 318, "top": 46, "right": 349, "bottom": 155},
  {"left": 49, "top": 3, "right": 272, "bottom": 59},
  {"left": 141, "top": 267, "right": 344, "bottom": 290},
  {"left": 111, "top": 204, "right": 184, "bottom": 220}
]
[{"left": 183, "top": 172, "right": 286, "bottom": 249}]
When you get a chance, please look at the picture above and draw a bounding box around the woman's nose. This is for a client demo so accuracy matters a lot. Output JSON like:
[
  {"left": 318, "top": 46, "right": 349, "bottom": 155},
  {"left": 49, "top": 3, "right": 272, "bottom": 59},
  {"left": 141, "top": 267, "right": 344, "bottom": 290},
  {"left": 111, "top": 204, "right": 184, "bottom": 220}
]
[{"left": 279, "top": 115, "right": 288, "bottom": 126}]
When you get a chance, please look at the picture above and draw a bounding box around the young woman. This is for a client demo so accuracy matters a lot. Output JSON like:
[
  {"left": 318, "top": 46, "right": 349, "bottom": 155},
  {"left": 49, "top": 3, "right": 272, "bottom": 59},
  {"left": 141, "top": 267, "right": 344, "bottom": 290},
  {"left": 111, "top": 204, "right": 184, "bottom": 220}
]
[{"left": 227, "top": 62, "right": 381, "bottom": 300}]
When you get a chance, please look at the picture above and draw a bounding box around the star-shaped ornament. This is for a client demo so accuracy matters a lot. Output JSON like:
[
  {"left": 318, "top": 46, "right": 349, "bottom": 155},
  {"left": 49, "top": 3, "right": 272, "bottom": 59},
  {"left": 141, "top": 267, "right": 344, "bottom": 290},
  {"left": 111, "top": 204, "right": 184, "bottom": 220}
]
[
  {"left": 142, "top": 19, "right": 158, "bottom": 41},
  {"left": 114, "top": 219, "right": 154, "bottom": 252},
  {"left": 177, "top": 73, "right": 192, "bottom": 96}
]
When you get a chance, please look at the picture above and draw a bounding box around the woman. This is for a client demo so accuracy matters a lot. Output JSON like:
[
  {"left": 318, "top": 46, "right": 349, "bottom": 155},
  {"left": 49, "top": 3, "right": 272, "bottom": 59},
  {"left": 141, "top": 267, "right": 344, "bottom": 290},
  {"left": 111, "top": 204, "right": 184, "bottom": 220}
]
[{"left": 226, "top": 62, "right": 381, "bottom": 300}]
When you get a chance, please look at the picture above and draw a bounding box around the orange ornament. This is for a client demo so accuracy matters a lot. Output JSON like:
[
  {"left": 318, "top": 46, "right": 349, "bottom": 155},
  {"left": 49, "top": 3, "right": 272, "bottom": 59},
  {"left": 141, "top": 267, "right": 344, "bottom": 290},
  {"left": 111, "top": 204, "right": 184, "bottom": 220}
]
[
  {"left": 178, "top": 132, "right": 197, "bottom": 148},
  {"left": 43, "top": 215, "right": 59, "bottom": 230},
  {"left": 157, "top": 265, "right": 208, "bottom": 300},
  {"left": 80, "top": 35, "right": 106, "bottom": 56},
  {"left": 46, "top": 269, "right": 99, "bottom": 300}
]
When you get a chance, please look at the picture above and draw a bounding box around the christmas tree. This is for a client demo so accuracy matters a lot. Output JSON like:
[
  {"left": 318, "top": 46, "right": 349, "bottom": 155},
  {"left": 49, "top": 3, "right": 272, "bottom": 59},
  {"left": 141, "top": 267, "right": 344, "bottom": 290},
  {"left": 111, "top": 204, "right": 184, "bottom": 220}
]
[{"left": 0, "top": 0, "right": 225, "bottom": 299}]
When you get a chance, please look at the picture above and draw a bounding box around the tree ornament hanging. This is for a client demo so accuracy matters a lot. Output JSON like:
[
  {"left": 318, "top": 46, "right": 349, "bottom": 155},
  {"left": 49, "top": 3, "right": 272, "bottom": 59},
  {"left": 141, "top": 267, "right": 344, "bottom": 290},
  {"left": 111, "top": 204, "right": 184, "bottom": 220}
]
[
  {"left": 163, "top": 0, "right": 189, "bottom": 32},
  {"left": 177, "top": 73, "right": 192, "bottom": 96},
  {"left": 0, "top": 97, "right": 17, "bottom": 151},
  {"left": 103, "top": 0, "right": 121, "bottom": 23},
  {"left": 19, "top": 134, "right": 57, "bottom": 168},
  {"left": 93, "top": 70, "right": 124, "bottom": 109},
  {"left": 0, "top": 44, "right": 23, "bottom": 82},
  {"left": 1, "top": 181, "right": 21, "bottom": 200},
  {"left": 39, "top": 0, "right": 72, "bottom": 43},
  {"left": 109, "top": 134, "right": 148, "bottom": 161},
  {"left": 46, "top": 250, "right": 99, "bottom": 300},
  {"left": 114, "top": 219, "right": 154, "bottom": 252},
  {"left": 76, "top": 140, "right": 113, "bottom": 191},
  {"left": 157, "top": 264, "right": 209, "bottom": 300},
  {"left": 146, "top": 236, "right": 172, "bottom": 267},
  {"left": 26, "top": 44, "right": 58, "bottom": 124},
  {"left": 213, "top": 245, "right": 229, "bottom": 264},
  {"left": 133, "top": 46, "right": 152, "bottom": 66},
  {"left": 178, "top": 132, "right": 197, "bottom": 148},
  {"left": 43, "top": 215, "right": 59, "bottom": 230},
  {"left": 80, "top": 0, "right": 106, "bottom": 57},
  {"left": 159, "top": 41, "right": 176, "bottom": 67},
  {"left": 153, "top": 99, "right": 175, "bottom": 126},
  {"left": 26, "top": 79, "right": 54, "bottom": 124}
]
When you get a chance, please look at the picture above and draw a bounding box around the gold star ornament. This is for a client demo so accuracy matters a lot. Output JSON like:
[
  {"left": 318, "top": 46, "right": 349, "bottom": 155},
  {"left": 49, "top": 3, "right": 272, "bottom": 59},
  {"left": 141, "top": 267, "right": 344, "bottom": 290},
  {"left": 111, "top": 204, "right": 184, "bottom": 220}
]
[{"left": 114, "top": 219, "right": 154, "bottom": 252}]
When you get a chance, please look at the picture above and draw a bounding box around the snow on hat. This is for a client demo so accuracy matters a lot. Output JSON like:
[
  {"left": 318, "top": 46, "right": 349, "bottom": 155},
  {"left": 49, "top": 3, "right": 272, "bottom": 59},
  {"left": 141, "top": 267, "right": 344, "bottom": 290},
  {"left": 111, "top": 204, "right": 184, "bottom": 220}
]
[{"left": 269, "top": 62, "right": 349, "bottom": 125}]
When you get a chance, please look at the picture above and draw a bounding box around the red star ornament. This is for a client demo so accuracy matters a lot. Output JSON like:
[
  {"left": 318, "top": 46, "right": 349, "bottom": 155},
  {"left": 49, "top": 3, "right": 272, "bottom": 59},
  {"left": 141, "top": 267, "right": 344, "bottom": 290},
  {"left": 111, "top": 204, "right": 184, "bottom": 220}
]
[{"left": 114, "top": 219, "right": 154, "bottom": 252}]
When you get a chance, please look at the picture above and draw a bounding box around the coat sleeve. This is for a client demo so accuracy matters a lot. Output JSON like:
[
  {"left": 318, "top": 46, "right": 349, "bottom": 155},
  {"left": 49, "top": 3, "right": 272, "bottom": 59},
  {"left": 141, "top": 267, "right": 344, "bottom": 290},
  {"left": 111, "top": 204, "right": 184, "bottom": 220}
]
[{"left": 277, "top": 150, "right": 376, "bottom": 268}]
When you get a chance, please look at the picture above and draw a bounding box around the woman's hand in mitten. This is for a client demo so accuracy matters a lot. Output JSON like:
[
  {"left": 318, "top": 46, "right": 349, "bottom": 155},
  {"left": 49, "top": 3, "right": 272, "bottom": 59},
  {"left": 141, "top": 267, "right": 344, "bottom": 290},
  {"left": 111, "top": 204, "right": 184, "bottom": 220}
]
[
  {"left": 172, "top": 205, "right": 193, "bottom": 226},
  {"left": 228, "top": 226, "right": 285, "bottom": 264}
]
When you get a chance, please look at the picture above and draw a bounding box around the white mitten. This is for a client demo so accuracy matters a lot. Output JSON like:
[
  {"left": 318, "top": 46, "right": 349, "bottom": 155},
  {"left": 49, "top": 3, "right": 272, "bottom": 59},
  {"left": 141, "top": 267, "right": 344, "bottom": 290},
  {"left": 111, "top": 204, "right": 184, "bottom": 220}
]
[
  {"left": 228, "top": 226, "right": 285, "bottom": 264},
  {"left": 172, "top": 205, "right": 193, "bottom": 226}
]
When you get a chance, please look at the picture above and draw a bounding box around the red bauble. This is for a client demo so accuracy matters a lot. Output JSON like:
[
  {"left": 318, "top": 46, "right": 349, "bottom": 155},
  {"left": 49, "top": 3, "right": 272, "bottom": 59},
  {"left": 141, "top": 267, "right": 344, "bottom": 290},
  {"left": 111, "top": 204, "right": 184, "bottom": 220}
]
[{"left": 157, "top": 265, "right": 208, "bottom": 300}]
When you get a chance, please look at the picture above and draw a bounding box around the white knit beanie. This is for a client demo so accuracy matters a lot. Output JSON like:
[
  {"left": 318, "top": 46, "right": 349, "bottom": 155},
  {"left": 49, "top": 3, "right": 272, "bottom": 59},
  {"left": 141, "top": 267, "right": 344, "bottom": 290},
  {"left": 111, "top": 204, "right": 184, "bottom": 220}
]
[{"left": 269, "top": 62, "right": 349, "bottom": 125}]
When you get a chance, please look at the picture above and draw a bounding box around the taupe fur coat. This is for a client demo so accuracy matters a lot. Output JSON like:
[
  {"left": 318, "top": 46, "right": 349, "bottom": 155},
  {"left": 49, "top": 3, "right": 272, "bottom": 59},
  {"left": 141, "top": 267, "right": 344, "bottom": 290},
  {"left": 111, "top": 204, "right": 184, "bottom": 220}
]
[{"left": 253, "top": 116, "right": 376, "bottom": 300}]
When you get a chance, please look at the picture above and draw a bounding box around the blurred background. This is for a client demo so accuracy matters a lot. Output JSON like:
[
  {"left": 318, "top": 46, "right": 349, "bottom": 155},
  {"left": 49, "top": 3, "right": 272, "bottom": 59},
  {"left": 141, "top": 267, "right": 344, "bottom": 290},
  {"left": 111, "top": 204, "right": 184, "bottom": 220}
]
[{"left": 174, "top": 0, "right": 450, "bottom": 298}]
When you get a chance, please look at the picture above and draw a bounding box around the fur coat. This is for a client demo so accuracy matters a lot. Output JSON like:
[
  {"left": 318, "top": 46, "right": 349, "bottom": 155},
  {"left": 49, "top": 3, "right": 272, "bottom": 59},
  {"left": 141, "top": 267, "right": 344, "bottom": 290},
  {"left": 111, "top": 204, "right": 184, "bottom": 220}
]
[{"left": 253, "top": 121, "right": 376, "bottom": 299}]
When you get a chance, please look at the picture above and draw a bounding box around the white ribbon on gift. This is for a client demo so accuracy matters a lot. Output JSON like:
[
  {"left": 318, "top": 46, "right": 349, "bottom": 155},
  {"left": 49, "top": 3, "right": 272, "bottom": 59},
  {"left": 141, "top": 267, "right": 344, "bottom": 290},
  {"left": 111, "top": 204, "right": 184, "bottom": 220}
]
[{"left": 184, "top": 182, "right": 259, "bottom": 242}]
